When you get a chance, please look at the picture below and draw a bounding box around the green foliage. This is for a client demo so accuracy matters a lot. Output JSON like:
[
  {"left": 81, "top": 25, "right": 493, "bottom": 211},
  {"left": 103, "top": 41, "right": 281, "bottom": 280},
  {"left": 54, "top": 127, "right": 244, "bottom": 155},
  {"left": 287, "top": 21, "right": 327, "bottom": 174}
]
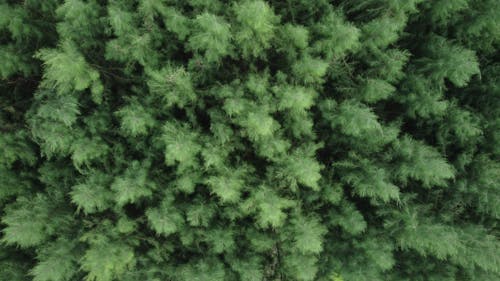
[
  {"left": 233, "top": 0, "right": 279, "bottom": 59},
  {"left": 71, "top": 137, "right": 109, "bottom": 169},
  {"left": 81, "top": 241, "right": 135, "bottom": 281},
  {"left": 360, "top": 78, "right": 395, "bottom": 103},
  {"left": 111, "top": 160, "right": 156, "bottom": 206},
  {"left": 188, "top": 13, "right": 233, "bottom": 64},
  {"left": 417, "top": 36, "right": 480, "bottom": 87},
  {"left": 392, "top": 136, "right": 455, "bottom": 187},
  {"left": 36, "top": 41, "right": 103, "bottom": 103},
  {"left": 116, "top": 99, "right": 156, "bottom": 137},
  {"left": 162, "top": 121, "right": 202, "bottom": 170},
  {"left": 243, "top": 186, "right": 295, "bottom": 229},
  {"left": 2, "top": 195, "right": 60, "bottom": 248},
  {"left": 0, "top": 0, "right": 499, "bottom": 281},
  {"left": 146, "top": 66, "right": 196, "bottom": 108},
  {"left": 288, "top": 213, "right": 327, "bottom": 254},
  {"left": 206, "top": 167, "right": 248, "bottom": 202},
  {"left": 312, "top": 10, "right": 360, "bottom": 59},
  {"left": 70, "top": 172, "right": 114, "bottom": 214},
  {"left": 292, "top": 55, "right": 329, "bottom": 84},
  {"left": 146, "top": 193, "right": 184, "bottom": 236},
  {"left": 335, "top": 155, "right": 400, "bottom": 202},
  {"left": 30, "top": 239, "right": 78, "bottom": 281}
]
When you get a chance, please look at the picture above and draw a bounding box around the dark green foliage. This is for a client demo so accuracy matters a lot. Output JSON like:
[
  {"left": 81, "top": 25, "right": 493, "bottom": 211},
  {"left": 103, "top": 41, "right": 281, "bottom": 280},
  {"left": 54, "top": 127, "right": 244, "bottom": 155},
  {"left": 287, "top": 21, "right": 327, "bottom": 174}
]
[{"left": 0, "top": 0, "right": 499, "bottom": 280}]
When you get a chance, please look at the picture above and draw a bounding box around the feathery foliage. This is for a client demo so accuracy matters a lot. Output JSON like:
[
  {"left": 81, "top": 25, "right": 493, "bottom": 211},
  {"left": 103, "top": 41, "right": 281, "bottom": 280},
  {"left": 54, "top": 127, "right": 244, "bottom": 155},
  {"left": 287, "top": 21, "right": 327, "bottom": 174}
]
[{"left": 0, "top": 0, "right": 499, "bottom": 280}]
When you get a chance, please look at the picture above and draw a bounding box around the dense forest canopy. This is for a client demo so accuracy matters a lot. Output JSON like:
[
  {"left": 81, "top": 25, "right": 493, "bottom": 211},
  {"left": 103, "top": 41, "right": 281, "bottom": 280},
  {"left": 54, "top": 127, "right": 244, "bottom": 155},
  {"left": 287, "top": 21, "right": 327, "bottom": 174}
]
[{"left": 0, "top": 0, "right": 499, "bottom": 280}]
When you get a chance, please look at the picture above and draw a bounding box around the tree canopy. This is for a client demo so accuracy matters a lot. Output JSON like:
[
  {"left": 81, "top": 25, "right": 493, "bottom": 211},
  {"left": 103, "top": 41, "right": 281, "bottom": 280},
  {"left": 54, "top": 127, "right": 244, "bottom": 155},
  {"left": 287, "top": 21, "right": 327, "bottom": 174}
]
[{"left": 0, "top": 0, "right": 499, "bottom": 280}]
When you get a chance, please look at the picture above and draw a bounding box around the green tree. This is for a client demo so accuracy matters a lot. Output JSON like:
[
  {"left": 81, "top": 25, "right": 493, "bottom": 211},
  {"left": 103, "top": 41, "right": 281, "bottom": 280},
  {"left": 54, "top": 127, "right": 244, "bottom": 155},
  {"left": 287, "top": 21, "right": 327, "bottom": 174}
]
[{"left": 0, "top": 0, "right": 499, "bottom": 280}]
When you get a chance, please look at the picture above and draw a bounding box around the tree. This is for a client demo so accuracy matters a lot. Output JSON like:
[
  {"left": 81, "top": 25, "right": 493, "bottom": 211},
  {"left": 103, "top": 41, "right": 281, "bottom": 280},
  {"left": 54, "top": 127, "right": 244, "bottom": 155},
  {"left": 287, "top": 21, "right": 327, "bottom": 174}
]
[{"left": 0, "top": 0, "right": 499, "bottom": 280}]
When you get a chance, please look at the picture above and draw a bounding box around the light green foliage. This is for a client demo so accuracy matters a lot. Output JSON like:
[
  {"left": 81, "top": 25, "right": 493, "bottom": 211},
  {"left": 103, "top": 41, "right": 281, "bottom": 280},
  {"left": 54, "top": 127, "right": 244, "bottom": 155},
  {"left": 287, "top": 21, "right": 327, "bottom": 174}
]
[
  {"left": 288, "top": 213, "right": 327, "bottom": 254},
  {"left": 243, "top": 186, "right": 295, "bottom": 229},
  {"left": 368, "top": 49, "right": 410, "bottom": 83},
  {"left": 331, "top": 202, "right": 367, "bottom": 235},
  {"left": 275, "top": 85, "right": 317, "bottom": 113},
  {"left": 146, "top": 206, "right": 182, "bottom": 236},
  {"left": 282, "top": 253, "right": 319, "bottom": 281},
  {"left": 335, "top": 156, "right": 400, "bottom": 202},
  {"left": 162, "top": 122, "right": 201, "bottom": 170},
  {"left": 229, "top": 255, "right": 264, "bottom": 281},
  {"left": 31, "top": 239, "right": 78, "bottom": 281},
  {"left": 116, "top": 99, "right": 156, "bottom": 137},
  {"left": 312, "top": 10, "right": 360, "bottom": 59},
  {"left": 71, "top": 172, "right": 114, "bottom": 214},
  {"left": 335, "top": 101, "right": 381, "bottom": 136},
  {"left": 466, "top": 157, "right": 500, "bottom": 218},
  {"left": 146, "top": 66, "right": 196, "bottom": 108},
  {"left": 361, "top": 16, "right": 407, "bottom": 49},
  {"left": 111, "top": 160, "right": 155, "bottom": 206},
  {"left": 188, "top": 13, "right": 233, "bottom": 63},
  {"left": 71, "top": 137, "right": 109, "bottom": 169},
  {"left": 177, "top": 259, "right": 226, "bottom": 281},
  {"left": 186, "top": 202, "right": 215, "bottom": 227},
  {"left": 281, "top": 24, "right": 309, "bottom": 50},
  {"left": 417, "top": 36, "right": 480, "bottom": 87},
  {"left": 206, "top": 167, "right": 248, "bottom": 203},
  {"left": 157, "top": 6, "right": 191, "bottom": 40},
  {"left": 2, "top": 195, "right": 55, "bottom": 247},
  {"left": 399, "top": 75, "right": 448, "bottom": 118},
  {"left": 108, "top": 4, "right": 135, "bottom": 37},
  {"left": 357, "top": 237, "right": 396, "bottom": 271},
  {"left": 437, "top": 105, "right": 482, "bottom": 147},
  {"left": 33, "top": 92, "right": 80, "bottom": 127},
  {"left": 233, "top": 0, "right": 279, "bottom": 58},
  {"left": 146, "top": 194, "right": 184, "bottom": 236},
  {"left": 292, "top": 55, "right": 329, "bottom": 84},
  {"left": 279, "top": 146, "right": 323, "bottom": 190},
  {"left": 392, "top": 136, "right": 455, "bottom": 187},
  {"left": 453, "top": 226, "right": 500, "bottom": 272},
  {"left": 36, "top": 41, "right": 103, "bottom": 102},
  {"left": 0, "top": 131, "right": 36, "bottom": 167},
  {"left": 331, "top": 273, "right": 344, "bottom": 281},
  {"left": 398, "top": 222, "right": 460, "bottom": 259},
  {"left": 204, "top": 228, "right": 236, "bottom": 253},
  {"left": 360, "top": 79, "right": 396, "bottom": 103},
  {"left": 81, "top": 241, "right": 135, "bottom": 281},
  {"left": 0, "top": 0, "right": 499, "bottom": 281},
  {"left": 56, "top": 0, "right": 103, "bottom": 46},
  {"left": 242, "top": 109, "right": 279, "bottom": 141}
]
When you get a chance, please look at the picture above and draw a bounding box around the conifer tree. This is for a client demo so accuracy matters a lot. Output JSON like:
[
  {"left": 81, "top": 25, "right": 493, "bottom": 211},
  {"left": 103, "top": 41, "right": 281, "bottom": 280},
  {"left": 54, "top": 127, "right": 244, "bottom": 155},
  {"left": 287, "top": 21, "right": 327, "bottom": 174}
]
[{"left": 0, "top": 0, "right": 499, "bottom": 280}]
